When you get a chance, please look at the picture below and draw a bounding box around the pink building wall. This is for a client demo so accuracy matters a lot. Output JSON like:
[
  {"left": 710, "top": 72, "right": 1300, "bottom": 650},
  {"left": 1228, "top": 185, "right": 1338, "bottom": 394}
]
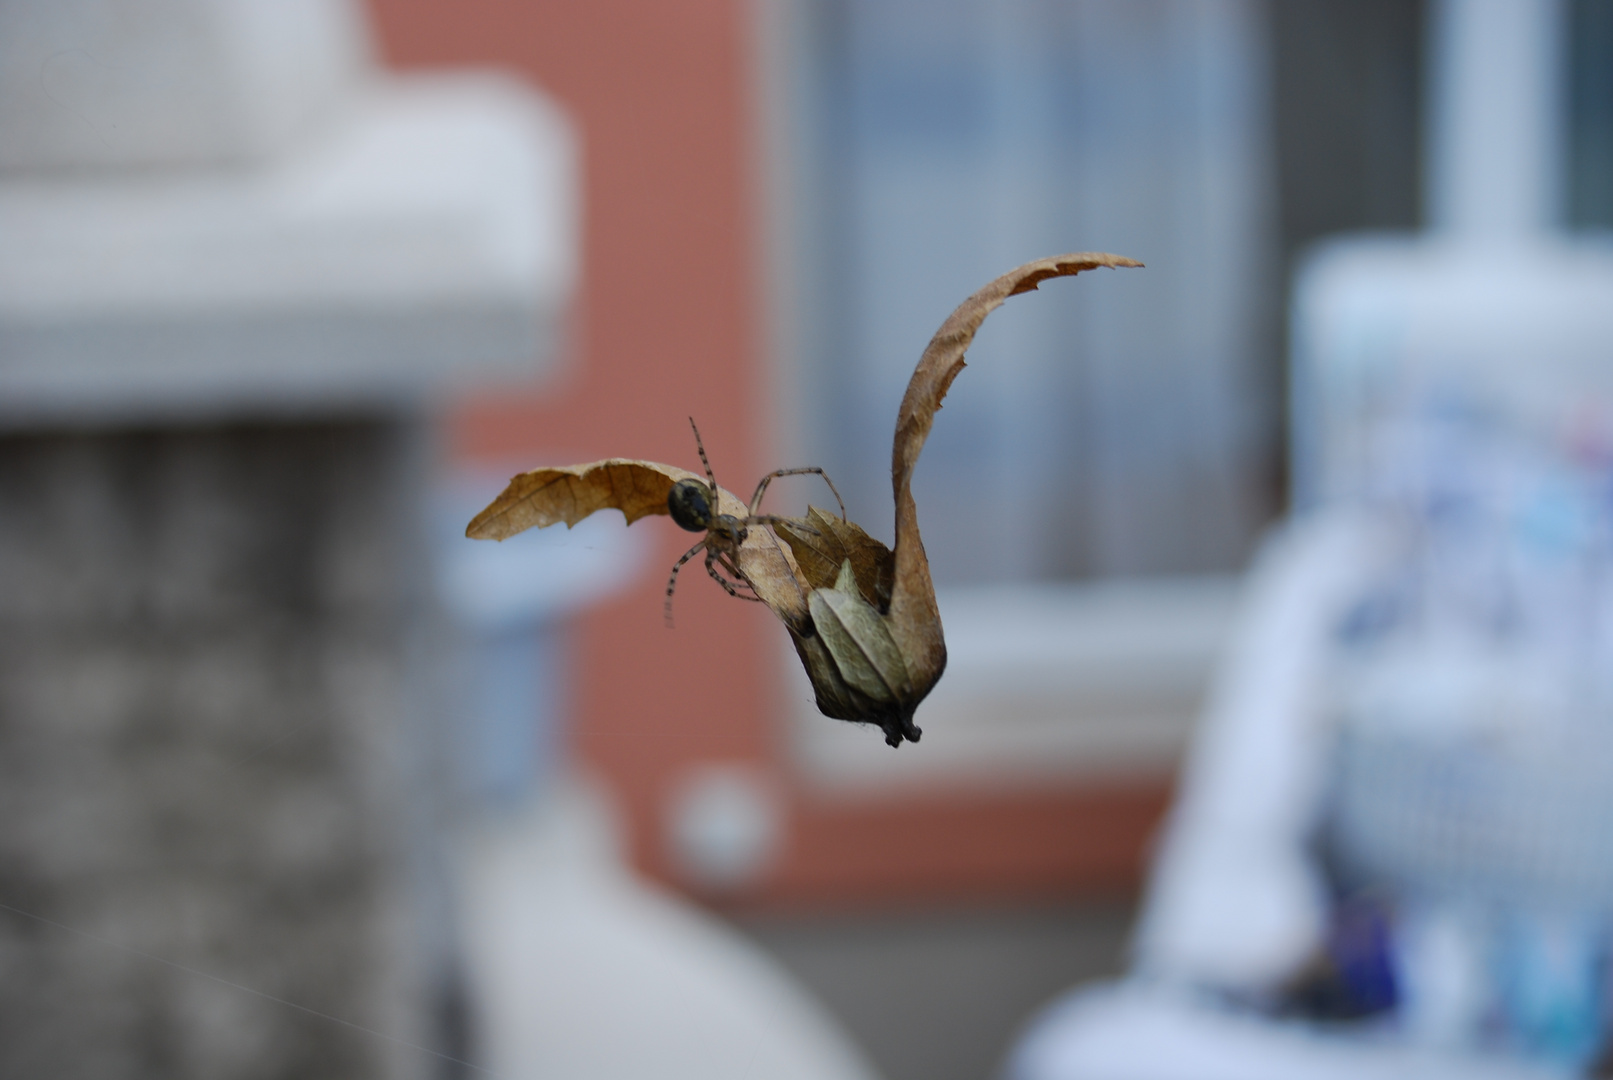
[{"left": 370, "top": 0, "right": 1168, "bottom": 908}]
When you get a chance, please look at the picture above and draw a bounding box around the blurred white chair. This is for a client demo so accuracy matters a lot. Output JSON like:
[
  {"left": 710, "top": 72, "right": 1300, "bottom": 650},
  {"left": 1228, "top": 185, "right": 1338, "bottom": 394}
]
[
  {"left": 1004, "top": 514, "right": 1566, "bottom": 1080},
  {"left": 1004, "top": 0, "right": 1613, "bottom": 1075}
]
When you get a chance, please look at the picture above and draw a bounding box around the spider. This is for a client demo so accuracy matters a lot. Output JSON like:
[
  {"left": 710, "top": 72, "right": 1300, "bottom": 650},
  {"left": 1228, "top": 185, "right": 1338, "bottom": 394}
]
[{"left": 664, "top": 418, "right": 847, "bottom": 626}]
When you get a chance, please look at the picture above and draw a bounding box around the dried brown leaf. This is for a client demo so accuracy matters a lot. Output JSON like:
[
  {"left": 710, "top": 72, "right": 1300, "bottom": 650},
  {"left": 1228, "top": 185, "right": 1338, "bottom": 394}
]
[
  {"left": 773, "top": 507, "right": 894, "bottom": 610},
  {"left": 466, "top": 459, "right": 696, "bottom": 539},
  {"left": 770, "top": 253, "right": 1141, "bottom": 747},
  {"left": 467, "top": 458, "right": 809, "bottom": 626},
  {"left": 885, "top": 253, "right": 1143, "bottom": 694},
  {"left": 463, "top": 254, "right": 1140, "bottom": 751}
]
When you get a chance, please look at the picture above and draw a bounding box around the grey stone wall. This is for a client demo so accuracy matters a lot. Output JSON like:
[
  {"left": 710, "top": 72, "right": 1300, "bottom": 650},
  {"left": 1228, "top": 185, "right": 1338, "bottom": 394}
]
[{"left": 0, "top": 422, "right": 454, "bottom": 1080}]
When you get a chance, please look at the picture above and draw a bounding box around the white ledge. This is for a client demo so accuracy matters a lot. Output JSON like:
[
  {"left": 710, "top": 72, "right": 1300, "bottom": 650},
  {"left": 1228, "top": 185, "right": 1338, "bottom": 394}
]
[
  {"left": 788, "top": 576, "right": 1243, "bottom": 791},
  {"left": 0, "top": 73, "right": 576, "bottom": 428}
]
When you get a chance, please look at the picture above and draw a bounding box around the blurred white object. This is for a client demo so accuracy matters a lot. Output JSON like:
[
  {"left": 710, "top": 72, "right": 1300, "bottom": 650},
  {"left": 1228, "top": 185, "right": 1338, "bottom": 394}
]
[
  {"left": 1008, "top": 0, "right": 1613, "bottom": 1076},
  {"left": 1291, "top": 237, "right": 1613, "bottom": 511},
  {"left": 459, "top": 778, "right": 881, "bottom": 1080},
  {"left": 441, "top": 472, "right": 650, "bottom": 633},
  {"left": 1132, "top": 513, "right": 1390, "bottom": 993},
  {"left": 1425, "top": 0, "right": 1564, "bottom": 236},
  {"left": 790, "top": 577, "right": 1240, "bottom": 787},
  {"left": 438, "top": 471, "right": 651, "bottom": 804},
  {"left": 1396, "top": 904, "right": 1493, "bottom": 1050},
  {"left": 667, "top": 764, "right": 785, "bottom": 891},
  {"left": 1332, "top": 674, "right": 1613, "bottom": 913},
  {"left": 0, "top": 0, "right": 577, "bottom": 426},
  {"left": 0, "top": 0, "right": 371, "bottom": 170},
  {"left": 1293, "top": 0, "right": 1611, "bottom": 509},
  {"left": 1008, "top": 983, "right": 1565, "bottom": 1080}
]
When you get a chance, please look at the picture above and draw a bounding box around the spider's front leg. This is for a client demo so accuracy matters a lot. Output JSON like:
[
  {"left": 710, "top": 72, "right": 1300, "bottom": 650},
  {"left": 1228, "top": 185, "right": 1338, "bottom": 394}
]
[
  {"left": 664, "top": 539, "right": 707, "bottom": 627},
  {"left": 741, "top": 513, "right": 818, "bottom": 535},
  {"left": 706, "top": 549, "right": 764, "bottom": 603},
  {"left": 749, "top": 466, "right": 847, "bottom": 521}
]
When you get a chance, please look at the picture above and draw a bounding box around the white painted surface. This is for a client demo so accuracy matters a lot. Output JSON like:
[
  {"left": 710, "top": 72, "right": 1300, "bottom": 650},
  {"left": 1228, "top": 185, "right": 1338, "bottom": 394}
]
[
  {"left": 1290, "top": 236, "right": 1613, "bottom": 508},
  {"left": 1134, "top": 514, "right": 1391, "bottom": 992},
  {"left": 1009, "top": 0, "right": 1613, "bottom": 1072},
  {"left": 1425, "top": 0, "right": 1565, "bottom": 235},
  {"left": 666, "top": 764, "right": 785, "bottom": 891},
  {"left": 457, "top": 780, "right": 882, "bottom": 1080},
  {"left": 1008, "top": 983, "right": 1568, "bottom": 1080},
  {"left": 0, "top": 0, "right": 372, "bottom": 172},
  {"left": 788, "top": 577, "right": 1241, "bottom": 790},
  {"left": 0, "top": 74, "right": 577, "bottom": 426}
]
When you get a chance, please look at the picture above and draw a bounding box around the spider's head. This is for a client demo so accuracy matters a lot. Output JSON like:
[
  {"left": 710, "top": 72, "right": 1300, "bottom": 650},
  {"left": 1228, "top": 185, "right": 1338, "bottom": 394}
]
[{"left": 668, "top": 478, "right": 715, "bottom": 532}]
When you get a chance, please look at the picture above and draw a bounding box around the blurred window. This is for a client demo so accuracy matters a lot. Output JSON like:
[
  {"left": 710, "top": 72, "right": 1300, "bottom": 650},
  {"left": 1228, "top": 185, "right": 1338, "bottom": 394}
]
[
  {"left": 769, "top": 0, "right": 1440, "bottom": 779},
  {"left": 1570, "top": 0, "right": 1613, "bottom": 226},
  {"left": 1271, "top": 0, "right": 1425, "bottom": 262},
  {"left": 780, "top": 0, "right": 1433, "bottom": 584},
  {"left": 783, "top": 0, "right": 1277, "bottom": 585}
]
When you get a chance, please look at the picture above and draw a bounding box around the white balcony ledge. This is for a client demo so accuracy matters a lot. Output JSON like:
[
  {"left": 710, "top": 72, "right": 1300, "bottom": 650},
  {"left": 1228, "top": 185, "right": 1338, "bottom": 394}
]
[
  {"left": 788, "top": 575, "right": 1243, "bottom": 791},
  {"left": 0, "top": 73, "right": 576, "bottom": 428}
]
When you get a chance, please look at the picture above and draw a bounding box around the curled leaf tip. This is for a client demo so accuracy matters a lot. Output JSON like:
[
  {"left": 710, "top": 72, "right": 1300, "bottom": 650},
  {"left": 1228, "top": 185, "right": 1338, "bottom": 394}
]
[{"left": 769, "top": 252, "right": 1140, "bottom": 747}]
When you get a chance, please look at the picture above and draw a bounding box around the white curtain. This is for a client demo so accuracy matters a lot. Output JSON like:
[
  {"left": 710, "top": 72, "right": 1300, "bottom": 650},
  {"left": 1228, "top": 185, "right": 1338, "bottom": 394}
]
[{"left": 788, "top": 0, "right": 1278, "bottom": 584}]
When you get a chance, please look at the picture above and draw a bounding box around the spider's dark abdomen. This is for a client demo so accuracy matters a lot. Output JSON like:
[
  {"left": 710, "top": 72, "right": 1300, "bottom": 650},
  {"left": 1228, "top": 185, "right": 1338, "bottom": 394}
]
[{"left": 668, "top": 478, "right": 713, "bottom": 532}]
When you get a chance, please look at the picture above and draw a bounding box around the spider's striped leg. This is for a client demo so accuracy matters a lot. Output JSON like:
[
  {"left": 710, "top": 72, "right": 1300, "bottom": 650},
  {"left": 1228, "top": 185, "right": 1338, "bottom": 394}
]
[
  {"left": 707, "top": 549, "right": 764, "bottom": 602},
  {"left": 688, "top": 417, "right": 719, "bottom": 491},
  {"left": 744, "top": 513, "right": 819, "bottom": 536},
  {"left": 664, "top": 539, "right": 707, "bottom": 627},
  {"left": 718, "top": 550, "right": 764, "bottom": 600},
  {"left": 749, "top": 466, "right": 847, "bottom": 521}
]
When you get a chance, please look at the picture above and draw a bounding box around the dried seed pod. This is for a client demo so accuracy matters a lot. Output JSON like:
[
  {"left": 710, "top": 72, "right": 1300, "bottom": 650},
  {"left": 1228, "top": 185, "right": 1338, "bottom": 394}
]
[{"left": 754, "top": 253, "right": 1142, "bottom": 745}]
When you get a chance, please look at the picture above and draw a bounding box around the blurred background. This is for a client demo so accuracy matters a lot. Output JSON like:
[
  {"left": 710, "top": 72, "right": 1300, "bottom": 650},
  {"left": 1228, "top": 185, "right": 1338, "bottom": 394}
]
[{"left": 3, "top": 0, "right": 1613, "bottom": 1078}]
